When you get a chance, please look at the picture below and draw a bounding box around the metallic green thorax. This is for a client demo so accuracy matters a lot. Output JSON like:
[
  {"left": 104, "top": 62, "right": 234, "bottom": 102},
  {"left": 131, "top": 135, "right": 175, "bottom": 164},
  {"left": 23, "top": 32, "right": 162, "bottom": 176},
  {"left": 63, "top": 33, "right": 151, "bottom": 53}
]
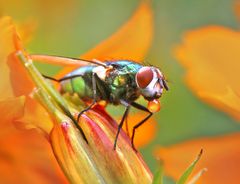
[{"left": 60, "top": 61, "right": 143, "bottom": 105}]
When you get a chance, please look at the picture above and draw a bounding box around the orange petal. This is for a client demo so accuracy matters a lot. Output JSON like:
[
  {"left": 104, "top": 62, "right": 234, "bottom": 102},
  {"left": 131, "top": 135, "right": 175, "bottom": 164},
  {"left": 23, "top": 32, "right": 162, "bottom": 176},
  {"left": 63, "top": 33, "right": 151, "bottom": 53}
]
[
  {"left": 155, "top": 133, "right": 240, "bottom": 184},
  {"left": 175, "top": 26, "right": 240, "bottom": 121},
  {"left": 7, "top": 52, "right": 35, "bottom": 97},
  {"left": 0, "top": 129, "right": 68, "bottom": 184},
  {"left": 0, "top": 18, "right": 53, "bottom": 134},
  {"left": 57, "top": 1, "right": 153, "bottom": 78},
  {"left": 0, "top": 16, "right": 47, "bottom": 134},
  {"left": 0, "top": 98, "right": 67, "bottom": 184},
  {"left": 0, "top": 16, "right": 37, "bottom": 99},
  {"left": 118, "top": 112, "right": 157, "bottom": 148},
  {"left": 14, "top": 97, "right": 54, "bottom": 135},
  {"left": 82, "top": 1, "right": 153, "bottom": 61},
  {"left": 0, "top": 97, "right": 25, "bottom": 135},
  {"left": 198, "top": 87, "right": 240, "bottom": 121},
  {"left": 234, "top": 0, "right": 240, "bottom": 23},
  {"left": 0, "top": 16, "right": 15, "bottom": 99},
  {"left": 6, "top": 33, "right": 53, "bottom": 134},
  {"left": 16, "top": 19, "right": 38, "bottom": 45}
]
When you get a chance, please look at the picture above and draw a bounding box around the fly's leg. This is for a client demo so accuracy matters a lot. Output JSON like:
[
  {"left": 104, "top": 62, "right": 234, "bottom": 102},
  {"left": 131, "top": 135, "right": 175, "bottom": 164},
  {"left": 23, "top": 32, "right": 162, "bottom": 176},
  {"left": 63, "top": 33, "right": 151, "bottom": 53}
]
[
  {"left": 42, "top": 74, "right": 83, "bottom": 82},
  {"left": 42, "top": 73, "right": 98, "bottom": 122},
  {"left": 77, "top": 73, "right": 97, "bottom": 122},
  {"left": 124, "top": 112, "right": 130, "bottom": 137},
  {"left": 41, "top": 74, "right": 92, "bottom": 143},
  {"left": 113, "top": 105, "right": 130, "bottom": 150},
  {"left": 130, "top": 102, "right": 153, "bottom": 152}
]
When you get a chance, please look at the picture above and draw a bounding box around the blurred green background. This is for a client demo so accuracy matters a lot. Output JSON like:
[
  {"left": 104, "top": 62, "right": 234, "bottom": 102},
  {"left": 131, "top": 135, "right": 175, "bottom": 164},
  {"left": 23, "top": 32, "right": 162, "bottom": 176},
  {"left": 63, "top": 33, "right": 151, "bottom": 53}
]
[{"left": 3, "top": 0, "right": 240, "bottom": 183}]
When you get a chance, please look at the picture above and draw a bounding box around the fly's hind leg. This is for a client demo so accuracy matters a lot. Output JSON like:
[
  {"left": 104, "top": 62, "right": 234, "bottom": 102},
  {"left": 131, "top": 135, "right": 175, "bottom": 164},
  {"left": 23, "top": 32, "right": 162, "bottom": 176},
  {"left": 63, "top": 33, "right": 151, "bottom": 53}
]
[
  {"left": 42, "top": 74, "right": 83, "bottom": 82},
  {"left": 41, "top": 73, "right": 92, "bottom": 143},
  {"left": 42, "top": 72, "right": 98, "bottom": 122},
  {"left": 77, "top": 73, "right": 98, "bottom": 122}
]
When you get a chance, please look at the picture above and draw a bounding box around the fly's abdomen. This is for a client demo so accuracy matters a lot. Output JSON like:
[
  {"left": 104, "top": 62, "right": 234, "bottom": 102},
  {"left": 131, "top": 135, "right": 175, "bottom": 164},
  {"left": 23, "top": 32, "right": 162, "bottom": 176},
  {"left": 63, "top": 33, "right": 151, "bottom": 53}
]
[
  {"left": 60, "top": 77, "right": 92, "bottom": 99},
  {"left": 60, "top": 67, "right": 94, "bottom": 100}
]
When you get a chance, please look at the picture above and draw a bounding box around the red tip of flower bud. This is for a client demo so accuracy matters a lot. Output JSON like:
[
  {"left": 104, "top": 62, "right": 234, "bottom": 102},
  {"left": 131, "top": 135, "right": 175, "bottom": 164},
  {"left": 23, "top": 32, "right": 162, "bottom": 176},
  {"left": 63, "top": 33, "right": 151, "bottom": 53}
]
[
  {"left": 61, "top": 122, "right": 74, "bottom": 153},
  {"left": 148, "top": 99, "right": 161, "bottom": 113}
]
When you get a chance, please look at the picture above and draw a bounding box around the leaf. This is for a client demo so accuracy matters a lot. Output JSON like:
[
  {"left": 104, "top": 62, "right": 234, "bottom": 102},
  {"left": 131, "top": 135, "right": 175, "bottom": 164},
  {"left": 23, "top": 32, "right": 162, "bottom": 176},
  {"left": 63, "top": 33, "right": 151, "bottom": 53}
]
[
  {"left": 152, "top": 161, "right": 164, "bottom": 184},
  {"left": 176, "top": 149, "right": 203, "bottom": 184},
  {"left": 187, "top": 168, "right": 207, "bottom": 184},
  {"left": 155, "top": 133, "right": 240, "bottom": 184}
]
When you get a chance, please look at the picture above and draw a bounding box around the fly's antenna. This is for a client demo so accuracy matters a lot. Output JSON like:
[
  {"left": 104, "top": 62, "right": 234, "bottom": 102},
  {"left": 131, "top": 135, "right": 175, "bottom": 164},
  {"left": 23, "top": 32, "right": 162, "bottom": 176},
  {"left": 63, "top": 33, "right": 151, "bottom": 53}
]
[
  {"left": 148, "top": 62, "right": 153, "bottom": 67},
  {"left": 142, "top": 61, "right": 147, "bottom": 66},
  {"left": 142, "top": 61, "right": 152, "bottom": 66},
  {"left": 162, "top": 79, "right": 169, "bottom": 91}
]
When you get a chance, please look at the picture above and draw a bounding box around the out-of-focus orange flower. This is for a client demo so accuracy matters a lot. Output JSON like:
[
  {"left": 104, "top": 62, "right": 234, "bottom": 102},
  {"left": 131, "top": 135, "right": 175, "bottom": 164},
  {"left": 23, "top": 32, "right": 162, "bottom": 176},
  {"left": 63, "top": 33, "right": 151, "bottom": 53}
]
[
  {"left": 175, "top": 26, "right": 240, "bottom": 121},
  {"left": 1, "top": 1, "right": 155, "bottom": 183},
  {"left": 0, "top": 17, "right": 68, "bottom": 184},
  {"left": 234, "top": 0, "right": 240, "bottom": 23},
  {"left": 161, "top": 5, "right": 240, "bottom": 183},
  {"left": 81, "top": 0, "right": 153, "bottom": 61},
  {"left": 155, "top": 133, "right": 240, "bottom": 184},
  {"left": 0, "top": 98, "right": 67, "bottom": 184}
]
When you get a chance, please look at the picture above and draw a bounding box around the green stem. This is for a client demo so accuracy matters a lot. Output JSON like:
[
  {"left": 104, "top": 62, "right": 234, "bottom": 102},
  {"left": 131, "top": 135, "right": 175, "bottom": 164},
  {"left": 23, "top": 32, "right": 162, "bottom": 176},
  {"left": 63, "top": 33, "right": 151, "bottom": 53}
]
[
  {"left": 16, "top": 51, "right": 87, "bottom": 140},
  {"left": 16, "top": 51, "right": 72, "bottom": 117}
]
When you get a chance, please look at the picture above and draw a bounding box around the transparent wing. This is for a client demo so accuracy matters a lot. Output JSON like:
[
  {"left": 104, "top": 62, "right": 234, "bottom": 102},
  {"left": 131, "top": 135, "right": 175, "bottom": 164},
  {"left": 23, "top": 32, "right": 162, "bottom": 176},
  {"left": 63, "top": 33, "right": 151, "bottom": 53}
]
[
  {"left": 30, "top": 55, "right": 107, "bottom": 79},
  {"left": 30, "top": 54, "right": 106, "bottom": 67}
]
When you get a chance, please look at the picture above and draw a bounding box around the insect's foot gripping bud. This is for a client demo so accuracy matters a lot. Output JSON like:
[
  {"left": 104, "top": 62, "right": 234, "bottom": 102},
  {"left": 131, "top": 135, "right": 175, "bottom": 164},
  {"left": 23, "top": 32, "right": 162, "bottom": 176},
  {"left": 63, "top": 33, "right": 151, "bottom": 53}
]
[
  {"left": 113, "top": 132, "right": 119, "bottom": 151},
  {"left": 77, "top": 111, "right": 84, "bottom": 123},
  {"left": 113, "top": 143, "right": 117, "bottom": 151},
  {"left": 131, "top": 140, "right": 138, "bottom": 153},
  {"left": 74, "top": 120, "right": 88, "bottom": 144}
]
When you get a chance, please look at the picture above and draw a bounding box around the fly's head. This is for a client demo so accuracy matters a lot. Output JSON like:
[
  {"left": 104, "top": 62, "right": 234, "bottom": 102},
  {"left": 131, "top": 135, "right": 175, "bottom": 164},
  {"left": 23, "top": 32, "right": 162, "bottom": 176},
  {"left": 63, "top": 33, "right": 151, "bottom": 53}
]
[{"left": 135, "top": 66, "right": 169, "bottom": 101}]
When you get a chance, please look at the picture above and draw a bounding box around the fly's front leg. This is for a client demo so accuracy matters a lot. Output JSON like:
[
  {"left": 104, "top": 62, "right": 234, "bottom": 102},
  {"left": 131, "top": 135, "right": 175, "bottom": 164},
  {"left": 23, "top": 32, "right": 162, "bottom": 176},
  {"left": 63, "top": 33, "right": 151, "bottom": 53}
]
[
  {"left": 113, "top": 105, "right": 130, "bottom": 150},
  {"left": 77, "top": 72, "right": 97, "bottom": 122},
  {"left": 130, "top": 102, "right": 153, "bottom": 152}
]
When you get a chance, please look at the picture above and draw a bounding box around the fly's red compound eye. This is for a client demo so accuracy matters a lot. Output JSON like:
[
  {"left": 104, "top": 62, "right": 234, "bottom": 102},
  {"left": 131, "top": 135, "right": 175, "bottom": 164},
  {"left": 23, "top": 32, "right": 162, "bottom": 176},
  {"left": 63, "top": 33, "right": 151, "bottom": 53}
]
[{"left": 136, "top": 67, "right": 154, "bottom": 88}]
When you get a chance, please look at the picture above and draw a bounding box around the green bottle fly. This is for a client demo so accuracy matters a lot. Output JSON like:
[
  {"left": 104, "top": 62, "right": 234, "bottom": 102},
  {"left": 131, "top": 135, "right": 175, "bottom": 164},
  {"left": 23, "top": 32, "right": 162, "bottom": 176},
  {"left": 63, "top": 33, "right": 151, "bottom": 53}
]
[{"left": 44, "top": 59, "right": 168, "bottom": 150}]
